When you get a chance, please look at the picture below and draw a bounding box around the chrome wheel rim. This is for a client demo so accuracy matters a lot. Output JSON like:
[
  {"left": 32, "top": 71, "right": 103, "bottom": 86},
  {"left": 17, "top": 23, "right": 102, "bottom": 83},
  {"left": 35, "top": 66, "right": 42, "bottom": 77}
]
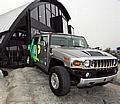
[{"left": 51, "top": 73, "right": 59, "bottom": 89}]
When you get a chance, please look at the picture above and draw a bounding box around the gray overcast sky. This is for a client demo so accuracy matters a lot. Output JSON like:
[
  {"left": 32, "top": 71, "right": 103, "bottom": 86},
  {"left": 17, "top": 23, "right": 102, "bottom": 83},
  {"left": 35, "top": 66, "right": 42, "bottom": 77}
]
[{"left": 0, "top": 0, "right": 120, "bottom": 49}]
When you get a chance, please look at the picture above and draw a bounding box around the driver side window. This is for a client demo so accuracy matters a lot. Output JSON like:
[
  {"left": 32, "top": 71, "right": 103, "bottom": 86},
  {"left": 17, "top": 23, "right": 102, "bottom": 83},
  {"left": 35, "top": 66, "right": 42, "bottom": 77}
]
[{"left": 38, "top": 36, "right": 48, "bottom": 47}]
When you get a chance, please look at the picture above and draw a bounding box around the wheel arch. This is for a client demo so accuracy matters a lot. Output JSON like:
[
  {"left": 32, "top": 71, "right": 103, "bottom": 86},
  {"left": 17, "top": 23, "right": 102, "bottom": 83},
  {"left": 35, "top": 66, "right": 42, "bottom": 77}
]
[{"left": 48, "top": 58, "right": 65, "bottom": 72}]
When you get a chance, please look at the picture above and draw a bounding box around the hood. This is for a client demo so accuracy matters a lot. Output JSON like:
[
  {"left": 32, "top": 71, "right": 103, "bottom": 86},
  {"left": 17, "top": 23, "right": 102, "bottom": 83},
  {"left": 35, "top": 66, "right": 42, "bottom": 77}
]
[{"left": 52, "top": 47, "right": 114, "bottom": 58}]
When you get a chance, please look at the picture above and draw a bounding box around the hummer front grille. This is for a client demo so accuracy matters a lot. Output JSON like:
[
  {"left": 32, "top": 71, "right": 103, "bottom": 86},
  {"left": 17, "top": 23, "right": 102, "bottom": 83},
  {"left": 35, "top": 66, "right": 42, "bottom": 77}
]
[{"left": 90, "top": 59, "right": 117, "bottom": 68}]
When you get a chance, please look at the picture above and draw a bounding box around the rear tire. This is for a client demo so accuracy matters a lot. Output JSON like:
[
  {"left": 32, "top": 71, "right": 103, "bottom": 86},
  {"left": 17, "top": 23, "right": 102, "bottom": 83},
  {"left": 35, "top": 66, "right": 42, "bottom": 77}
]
[{"left": 49, "top": 66, "right": 70, "bottom": 96}]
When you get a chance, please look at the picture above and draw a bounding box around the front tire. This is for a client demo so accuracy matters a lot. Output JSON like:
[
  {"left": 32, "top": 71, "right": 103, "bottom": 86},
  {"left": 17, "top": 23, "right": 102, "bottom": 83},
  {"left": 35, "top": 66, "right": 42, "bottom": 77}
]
[{"left": 49, "top": 66, "right": 70, "bottom": 96}]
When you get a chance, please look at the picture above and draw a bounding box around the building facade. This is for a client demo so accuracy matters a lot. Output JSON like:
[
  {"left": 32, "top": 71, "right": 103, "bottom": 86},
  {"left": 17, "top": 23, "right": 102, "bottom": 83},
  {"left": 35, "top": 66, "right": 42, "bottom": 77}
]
[{"left": 0, "top": 0, "right": 72, "bottom": 68}]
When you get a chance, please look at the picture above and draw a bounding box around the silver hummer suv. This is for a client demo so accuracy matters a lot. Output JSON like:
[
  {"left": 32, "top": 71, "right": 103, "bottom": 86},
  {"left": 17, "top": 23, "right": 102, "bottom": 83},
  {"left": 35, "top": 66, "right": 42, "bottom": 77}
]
[{"left": 28, "top": 33, "right": 118, "bottom": 96}]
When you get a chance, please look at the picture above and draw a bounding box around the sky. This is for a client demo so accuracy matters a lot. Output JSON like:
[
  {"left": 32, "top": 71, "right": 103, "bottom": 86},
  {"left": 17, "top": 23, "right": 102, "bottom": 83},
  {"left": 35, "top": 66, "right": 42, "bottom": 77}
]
[{"left": 0, "top": 0, "right": 120, "bottom": 50}]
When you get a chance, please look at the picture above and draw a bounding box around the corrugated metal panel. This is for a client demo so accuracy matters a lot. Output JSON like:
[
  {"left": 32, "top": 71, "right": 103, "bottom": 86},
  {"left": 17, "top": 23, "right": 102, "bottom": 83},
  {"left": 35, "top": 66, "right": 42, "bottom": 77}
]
[{"left": 0, "top": 2, "right": 31, "bottom": 33}]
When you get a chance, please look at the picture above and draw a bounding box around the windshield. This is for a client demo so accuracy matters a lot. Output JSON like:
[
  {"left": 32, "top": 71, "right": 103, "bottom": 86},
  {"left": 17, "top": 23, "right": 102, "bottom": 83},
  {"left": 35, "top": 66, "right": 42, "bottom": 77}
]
[{"left": 51, "top": 34, "right": 88, "bottom": 48}]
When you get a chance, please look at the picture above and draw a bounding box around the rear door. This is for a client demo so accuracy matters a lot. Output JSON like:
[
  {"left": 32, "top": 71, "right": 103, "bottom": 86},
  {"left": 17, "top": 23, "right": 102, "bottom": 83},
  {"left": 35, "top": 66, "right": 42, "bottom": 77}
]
[
  {"left": 37, "top": 35, "right": 49, "bottom": 67},
  {"left": 29, "top": 34, "right": 50, "bottom": 72}
]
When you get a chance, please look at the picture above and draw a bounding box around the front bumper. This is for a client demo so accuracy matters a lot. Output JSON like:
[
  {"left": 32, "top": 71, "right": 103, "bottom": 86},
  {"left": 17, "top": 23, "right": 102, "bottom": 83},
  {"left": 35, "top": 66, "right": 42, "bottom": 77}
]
[{"left": 77, "top": 74, "right": 117, "bottom": 87}]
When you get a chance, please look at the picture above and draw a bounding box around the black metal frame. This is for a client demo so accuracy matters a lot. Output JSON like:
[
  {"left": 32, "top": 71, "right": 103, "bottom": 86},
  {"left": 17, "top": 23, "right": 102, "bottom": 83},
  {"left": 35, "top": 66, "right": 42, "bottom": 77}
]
[{"left": 0, "top": 0, "right": 71, "bottom": 68}]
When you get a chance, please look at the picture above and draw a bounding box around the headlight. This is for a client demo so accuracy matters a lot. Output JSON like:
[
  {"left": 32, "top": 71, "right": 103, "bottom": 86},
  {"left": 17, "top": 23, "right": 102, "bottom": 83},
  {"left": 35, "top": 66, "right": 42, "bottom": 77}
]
[
  {"left": 73, "top": 60, "right": 81, "bottom": 66},
  {"left": 84, "top": 60, "right": 90, "bottom": 67}
]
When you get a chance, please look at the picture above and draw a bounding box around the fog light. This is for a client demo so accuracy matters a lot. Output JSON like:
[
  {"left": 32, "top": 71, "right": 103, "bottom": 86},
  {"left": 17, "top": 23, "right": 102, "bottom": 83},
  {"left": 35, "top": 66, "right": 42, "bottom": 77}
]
[
  {"left": 86, "top": 72, "right": 90, "bottom": 78},
  {"left": 114, "top": 69, "right": 118, "bottom": 73}
]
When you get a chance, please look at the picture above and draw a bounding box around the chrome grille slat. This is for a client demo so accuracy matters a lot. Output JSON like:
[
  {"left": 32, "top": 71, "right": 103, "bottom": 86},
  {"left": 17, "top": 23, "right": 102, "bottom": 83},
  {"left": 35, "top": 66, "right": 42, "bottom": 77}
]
[
  {"left": 96, "top": 60, "right": 98, "bottom": 67},
  {"left": 109, "top": 60, "right": 110, "bottom": 66},
  {"left": 99, "top": 60, "right": 101, "bottom": 67},
  {"left": 90, "top": 59, "right": 116, "bottom": 68},
  {"left": 111, "top": 60, "right": 112, "bottom": 66},
  {"left": 112, "top": 60, "right": 113, "bottom": 66}
]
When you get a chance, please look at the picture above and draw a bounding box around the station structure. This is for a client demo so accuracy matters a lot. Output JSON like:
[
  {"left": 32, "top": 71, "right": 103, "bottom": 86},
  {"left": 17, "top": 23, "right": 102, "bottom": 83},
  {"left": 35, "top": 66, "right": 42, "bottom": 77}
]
[{"left": 0, "top": 0, "right": 73, "bottom": 68}]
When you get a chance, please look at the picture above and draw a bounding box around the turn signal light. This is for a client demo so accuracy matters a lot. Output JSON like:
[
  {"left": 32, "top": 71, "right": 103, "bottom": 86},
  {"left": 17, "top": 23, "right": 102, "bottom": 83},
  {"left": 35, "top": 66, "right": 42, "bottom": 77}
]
[
  {"left": 73, "top": 60, "right": 81, "bottom": 66},
  {"left": 64, "top": 57, "right": 70, "bottom": 62}
]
